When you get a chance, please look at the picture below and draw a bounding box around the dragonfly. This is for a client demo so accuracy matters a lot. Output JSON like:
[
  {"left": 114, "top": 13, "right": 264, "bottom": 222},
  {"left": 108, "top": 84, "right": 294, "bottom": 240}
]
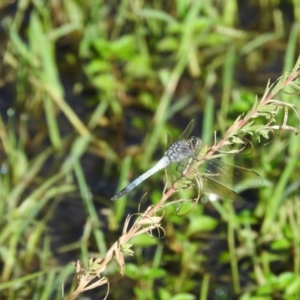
[{"left": 111, "top": 120, "right": 262, "bottom": 201}]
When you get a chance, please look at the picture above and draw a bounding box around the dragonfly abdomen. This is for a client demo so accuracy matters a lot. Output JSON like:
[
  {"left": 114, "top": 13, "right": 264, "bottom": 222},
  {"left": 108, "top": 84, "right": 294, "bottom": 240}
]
[{"left": 111, "top": 156, "right": 171, "bottom": 201}]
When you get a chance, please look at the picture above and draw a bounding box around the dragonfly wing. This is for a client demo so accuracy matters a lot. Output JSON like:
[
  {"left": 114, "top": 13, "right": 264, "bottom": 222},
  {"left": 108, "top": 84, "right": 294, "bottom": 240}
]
[
  {"left": 177, "top": 120, "right": 195, "bottom": 141},
  {"left": 167, "top": 133, "right": 173, "bottom": 148},
  {"left": 171, "top": 157, "right": 262, "bottom": 202},
  {"left": 198, "top": 159, "right": 263, "bottom": 188},
  {"left": 170, "top": 162, "right": 244, "bottom": 202},
  {"left": 198, "top": 175, "right": 244, "bottom": 202}
]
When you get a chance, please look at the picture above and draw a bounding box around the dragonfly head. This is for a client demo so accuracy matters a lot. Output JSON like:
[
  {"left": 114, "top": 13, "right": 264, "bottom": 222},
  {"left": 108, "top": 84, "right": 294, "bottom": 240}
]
[{"left": 189, "top": 136, "right": 202, "bottom": 151}]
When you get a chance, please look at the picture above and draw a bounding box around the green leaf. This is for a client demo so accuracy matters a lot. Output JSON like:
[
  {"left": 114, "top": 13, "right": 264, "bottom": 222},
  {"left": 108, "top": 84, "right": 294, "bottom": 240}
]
[
  {"left": 270, "top": 238, "right": 291, "bottom": 250},
  {"left": 285, "top": 276, "right": 300, "bottom": 295},
  {"left": 187, "top": 216, "right": 218, "bottom": 236},
  {"left": 170, "top": 293, "right": 195, "bottom": 300},
  {"left": 277, "top": 272, "right": 295, "bottom": 289},
  {"left": 131, "top": 234, "right": 159, "bottom": 247}
]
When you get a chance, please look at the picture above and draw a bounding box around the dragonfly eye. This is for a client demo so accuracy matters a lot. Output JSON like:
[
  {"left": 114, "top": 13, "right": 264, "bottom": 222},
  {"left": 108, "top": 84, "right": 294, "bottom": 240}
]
[{"left": 189, "top": 136, "right": 202, "bottom": 150}]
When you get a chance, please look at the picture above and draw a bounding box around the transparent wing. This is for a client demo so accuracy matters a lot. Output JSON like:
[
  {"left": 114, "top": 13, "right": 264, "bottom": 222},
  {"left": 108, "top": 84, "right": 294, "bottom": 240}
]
[
  {"left": 167, "top": 120, "right": 194, "bottom": 148},
  {"left": 195, "top": 175, "right": 245, "bottom": 202},
  {"left": 177, "top": 120, "right": 195, "bottom": 141},
  {"left": 196, "top": 159, "right": 263, "bottom": 188},
  {"left": 167, "top": 133, "right": 173, "bottom": 148},
  {"left": 171, "top": 156, "right": 262, "bottom": 202}
]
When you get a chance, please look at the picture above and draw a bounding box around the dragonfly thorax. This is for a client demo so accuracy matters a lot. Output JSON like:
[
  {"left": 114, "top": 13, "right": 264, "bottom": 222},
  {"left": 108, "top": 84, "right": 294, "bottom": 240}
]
[{"left": 165, "top": 137, "right": 202, "bottom": 163}]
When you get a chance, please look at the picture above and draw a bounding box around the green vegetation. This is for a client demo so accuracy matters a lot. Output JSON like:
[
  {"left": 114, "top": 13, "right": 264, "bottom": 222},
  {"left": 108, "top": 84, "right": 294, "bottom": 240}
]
[{"left": 0, "top": 1, "right": 299, "bottom": 299}]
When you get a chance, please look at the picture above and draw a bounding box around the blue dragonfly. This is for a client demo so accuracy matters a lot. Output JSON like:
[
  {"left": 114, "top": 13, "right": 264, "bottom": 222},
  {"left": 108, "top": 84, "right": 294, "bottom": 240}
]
[{"left": 111, "top": 120, "right": 261, "bottom": 201}]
